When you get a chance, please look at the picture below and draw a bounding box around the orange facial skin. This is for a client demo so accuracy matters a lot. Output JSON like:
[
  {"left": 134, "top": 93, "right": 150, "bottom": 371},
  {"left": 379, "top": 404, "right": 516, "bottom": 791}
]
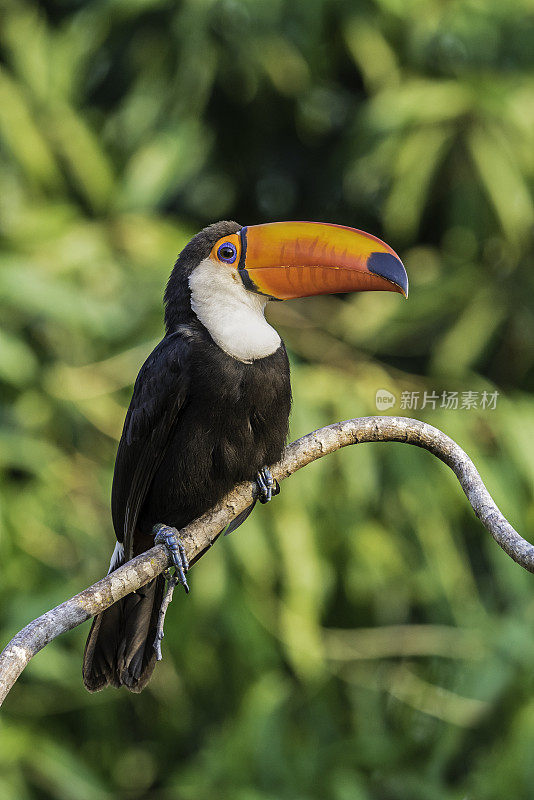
[
  {"left": 211, "top": 221, "right": 408, "bottom": 300},
  {"left": 209, "top": 232, "right": 242, "bottom": 265}
]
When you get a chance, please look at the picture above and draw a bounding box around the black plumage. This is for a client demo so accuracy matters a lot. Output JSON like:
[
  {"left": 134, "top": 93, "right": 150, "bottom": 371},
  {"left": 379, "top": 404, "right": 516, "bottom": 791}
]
[{"left": 83, "top": 222, "right": 291, "bottom": 692}]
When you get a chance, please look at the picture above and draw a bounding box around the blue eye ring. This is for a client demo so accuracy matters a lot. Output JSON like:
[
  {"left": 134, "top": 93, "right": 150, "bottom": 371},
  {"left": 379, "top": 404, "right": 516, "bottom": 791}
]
[{"left": 217, "top": 242, "right": 237, "bottom": 263}]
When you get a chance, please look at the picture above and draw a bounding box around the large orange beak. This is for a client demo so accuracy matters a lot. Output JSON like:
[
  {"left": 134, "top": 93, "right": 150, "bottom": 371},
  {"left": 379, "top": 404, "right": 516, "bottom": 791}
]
[{"left": 238, "top": 221, "right": 408, "bottom": 300}]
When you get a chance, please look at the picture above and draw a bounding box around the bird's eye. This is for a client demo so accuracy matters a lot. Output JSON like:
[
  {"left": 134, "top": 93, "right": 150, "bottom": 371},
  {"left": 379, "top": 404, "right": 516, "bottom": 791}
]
[{"left": 217, "top": 242, "right": 237, "bottom": 263}]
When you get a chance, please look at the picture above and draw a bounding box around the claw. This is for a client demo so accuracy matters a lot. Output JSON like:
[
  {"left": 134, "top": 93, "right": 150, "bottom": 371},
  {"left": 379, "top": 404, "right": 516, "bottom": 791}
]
[
  {"left": 153, "top": 524, "right": 189, "bottom": 593},
  {"left": 152, "top": 523, "right": 190, "bottom": 660},
  {"left": 256, "top": 467, "right": 278, "bottom": 504}
]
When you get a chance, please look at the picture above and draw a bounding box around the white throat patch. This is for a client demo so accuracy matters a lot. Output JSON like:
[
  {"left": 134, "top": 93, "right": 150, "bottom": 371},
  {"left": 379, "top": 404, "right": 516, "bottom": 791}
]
[{"left": 188, "top": 257, "right": 281, "bottom": 363}]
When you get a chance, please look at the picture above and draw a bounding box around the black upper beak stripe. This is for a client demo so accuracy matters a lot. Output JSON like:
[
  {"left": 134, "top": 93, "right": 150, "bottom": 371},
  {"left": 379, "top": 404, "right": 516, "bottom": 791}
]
[{"left": 238, "top": 227, "right": 248, "bottom": 272}]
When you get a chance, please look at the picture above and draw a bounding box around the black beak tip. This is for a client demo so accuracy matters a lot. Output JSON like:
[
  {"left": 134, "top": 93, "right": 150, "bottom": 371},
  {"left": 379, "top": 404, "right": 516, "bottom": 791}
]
[{"left": 368, "top": 251, "right": 409, "bottom": 298}]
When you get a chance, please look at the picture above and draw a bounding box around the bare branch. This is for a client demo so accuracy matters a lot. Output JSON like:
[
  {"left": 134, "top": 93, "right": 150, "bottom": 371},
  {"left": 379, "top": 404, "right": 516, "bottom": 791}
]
[{"left": 0, "top": 416, "right": 531, "bottom": 706}]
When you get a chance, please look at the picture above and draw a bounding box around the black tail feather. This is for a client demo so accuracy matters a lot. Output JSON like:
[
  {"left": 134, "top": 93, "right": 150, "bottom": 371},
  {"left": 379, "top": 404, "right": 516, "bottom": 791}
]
[{"left": 82, "top": 575, "right": 165, "bottom": 692}]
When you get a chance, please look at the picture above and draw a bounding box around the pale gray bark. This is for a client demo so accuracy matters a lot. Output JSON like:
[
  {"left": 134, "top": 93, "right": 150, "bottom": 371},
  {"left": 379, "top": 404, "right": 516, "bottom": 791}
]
[{"left": 0, "top": 416, "right": 531, "bottom": 706}]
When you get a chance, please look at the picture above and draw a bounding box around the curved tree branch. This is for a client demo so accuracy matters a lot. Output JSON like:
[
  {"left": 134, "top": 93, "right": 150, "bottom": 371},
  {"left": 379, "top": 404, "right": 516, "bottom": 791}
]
[{"left": 0, "top": 416, "right": 531, "bottom": 706}]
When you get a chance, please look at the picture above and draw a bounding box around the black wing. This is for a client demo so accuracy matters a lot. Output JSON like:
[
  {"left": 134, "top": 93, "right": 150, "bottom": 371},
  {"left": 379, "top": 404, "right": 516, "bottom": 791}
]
[{"left": 111, "top": 331, "right": 191, "bottom": 559}]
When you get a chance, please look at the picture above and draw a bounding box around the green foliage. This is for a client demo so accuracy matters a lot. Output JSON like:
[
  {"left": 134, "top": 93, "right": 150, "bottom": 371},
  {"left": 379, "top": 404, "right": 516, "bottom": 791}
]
[{"left": 1, "top": 0, "right": 534, "bottom": 797}]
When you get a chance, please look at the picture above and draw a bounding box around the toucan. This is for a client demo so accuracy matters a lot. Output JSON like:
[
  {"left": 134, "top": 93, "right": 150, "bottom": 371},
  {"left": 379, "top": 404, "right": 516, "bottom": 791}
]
[{"left": 82, "top": 220, "right": 408, "bottom": 692}]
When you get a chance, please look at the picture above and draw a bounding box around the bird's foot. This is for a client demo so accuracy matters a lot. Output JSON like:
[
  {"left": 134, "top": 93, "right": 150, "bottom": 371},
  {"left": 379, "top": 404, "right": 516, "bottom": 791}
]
[
  {"left": 255, "top": 467, "right": 280, "bottom": 504},
  {"left": 153, "top": 523, "right": 190, "bottom": 593},
  {"left": 225, "top": 467, "right": 280, "bottom": 536},
  {"left": 152, "top": 524, "right": 190, "bottom": 661}
]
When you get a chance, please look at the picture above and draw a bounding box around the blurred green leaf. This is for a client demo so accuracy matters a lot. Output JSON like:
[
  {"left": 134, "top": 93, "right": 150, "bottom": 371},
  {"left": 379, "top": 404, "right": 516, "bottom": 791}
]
[
  {"left": 468, "top": 124, "right": 534, "bottom": 242},
  {"left": 0, "top": 67, "right": 60, "bottom": 187}
]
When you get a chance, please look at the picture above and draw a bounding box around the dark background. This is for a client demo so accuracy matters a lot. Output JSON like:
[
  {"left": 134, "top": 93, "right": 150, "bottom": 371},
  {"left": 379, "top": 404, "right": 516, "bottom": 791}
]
[{"left": 2, "top": 0, "right": 534, "bottom": 797}]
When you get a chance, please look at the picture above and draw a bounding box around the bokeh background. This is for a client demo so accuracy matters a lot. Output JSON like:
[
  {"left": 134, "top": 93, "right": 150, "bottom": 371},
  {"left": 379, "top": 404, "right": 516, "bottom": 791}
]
[{"left": 2, "top": 0, "right": 534, "bottom": 797}]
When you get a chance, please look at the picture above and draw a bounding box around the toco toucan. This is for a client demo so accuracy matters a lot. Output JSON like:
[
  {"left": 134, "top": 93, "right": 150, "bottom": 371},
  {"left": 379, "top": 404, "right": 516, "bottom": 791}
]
[{"left": 82, "top": 220, "right": 408, "bottom": 692}]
